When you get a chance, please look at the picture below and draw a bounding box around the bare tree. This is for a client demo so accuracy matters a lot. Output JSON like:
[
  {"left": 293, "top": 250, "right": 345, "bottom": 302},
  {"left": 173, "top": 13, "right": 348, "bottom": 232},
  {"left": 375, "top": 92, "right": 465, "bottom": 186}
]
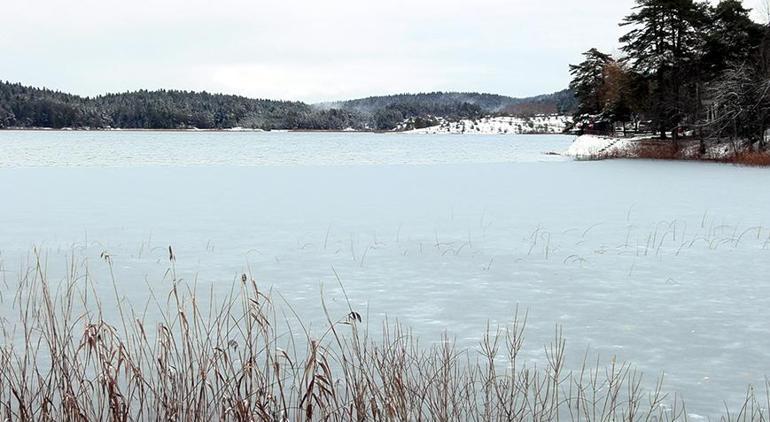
[{"left": 706, "top": 64, "right": 770, "bottom": 150}]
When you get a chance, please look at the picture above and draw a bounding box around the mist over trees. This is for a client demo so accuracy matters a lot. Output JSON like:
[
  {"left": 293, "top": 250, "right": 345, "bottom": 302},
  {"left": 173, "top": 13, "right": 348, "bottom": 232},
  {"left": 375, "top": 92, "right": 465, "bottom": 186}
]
[
  {"left": 0, "top": 82, "right": 576, "bottom": 131},
  {"left": 570, "top": 0, "right": 770, "bottom": 148}
]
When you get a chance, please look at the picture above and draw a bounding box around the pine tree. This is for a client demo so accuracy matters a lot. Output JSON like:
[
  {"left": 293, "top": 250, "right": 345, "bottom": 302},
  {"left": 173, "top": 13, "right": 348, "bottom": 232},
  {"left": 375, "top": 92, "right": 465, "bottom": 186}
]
[
  {"left": 620, "top": 0, "right": 708, "bottom": 141},
  {"left": 702, "top": 0, "right": 764, "bottom": 79},
  {"left": 569, "top": 49, "right": 614, "bottom": 118}
]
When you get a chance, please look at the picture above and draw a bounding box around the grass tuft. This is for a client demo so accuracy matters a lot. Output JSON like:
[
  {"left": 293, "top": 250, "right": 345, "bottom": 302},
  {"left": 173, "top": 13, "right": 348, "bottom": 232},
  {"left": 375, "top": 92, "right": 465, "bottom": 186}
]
[
  {"left": 0, "top": 253, "right": 768, "bottom": 421},
  {"left": 733, "top": 151, "right": 770, "bottom": 167}
]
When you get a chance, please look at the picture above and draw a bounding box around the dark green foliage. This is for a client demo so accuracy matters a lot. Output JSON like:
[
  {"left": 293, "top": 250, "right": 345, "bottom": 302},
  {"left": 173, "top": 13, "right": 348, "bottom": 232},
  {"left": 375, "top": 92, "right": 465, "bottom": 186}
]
[
  {"left": 572, "top": 0, "right": 770, "bottom": 146},
  {"left": 88, "top": 90, "right": 322, "bottom": 130},
  {"left": 0, "top": 81, "right": 576, "bottom": 131},
  {"left": 701, "top": 0, "right": 764, "bottom": 79},
  {"left": 620, "top": 0, "right": 707, "bottom": 75},
  {"left": 0, "top": 82, "right": 105, "bottom": 128},
  {"left": 373, "top": 108, "right": 406, "bottom": 130},
  {"left": 0, "top": 106, "right": 12, "bottom": 128},
  {"left": 569, "top": 49, "right": 614, "bottom": 117},
  {"left": 325, "top": 90, "right": 577, "bottom": 128},
  {"left": 502, "top": 90, "right": 577, "bottom": 115},
  {"left": 620, "top": 0, "right": 709, "bottom": 138},
  {"left": 0, "top": 82, "right": 369, "bottom": 130},
  {"left": 328, "top": 92, "right": 517, "bottom": 115},
  {"left": 553, "top": 90, "right": 580, "bottom": 115},
  {"left": 412, "top": 116, "right": 440, "bottom": 129}
]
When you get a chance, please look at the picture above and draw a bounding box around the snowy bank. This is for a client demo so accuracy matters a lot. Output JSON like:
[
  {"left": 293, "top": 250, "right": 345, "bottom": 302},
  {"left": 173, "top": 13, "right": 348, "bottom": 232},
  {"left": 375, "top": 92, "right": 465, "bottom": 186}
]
[
  {"left": 564, "top": 135, "right": 637, "bottom": 159},
  {"left": 565, "top": 134, "right": 769, "bottom": 164}
]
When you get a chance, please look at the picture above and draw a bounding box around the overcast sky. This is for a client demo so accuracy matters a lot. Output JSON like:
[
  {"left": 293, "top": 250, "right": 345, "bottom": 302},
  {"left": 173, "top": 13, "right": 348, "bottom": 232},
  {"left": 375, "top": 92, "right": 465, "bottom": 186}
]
[{"left": 1, "top": 0, "right": 766, "bottom": 102}]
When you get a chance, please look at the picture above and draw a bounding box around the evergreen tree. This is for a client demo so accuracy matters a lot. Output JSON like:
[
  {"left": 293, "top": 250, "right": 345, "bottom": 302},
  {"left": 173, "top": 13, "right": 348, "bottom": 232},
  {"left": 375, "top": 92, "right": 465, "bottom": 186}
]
[
  {"left": 0, "top": 81, "right": 578, "bottom": 131},
  {"left": 0, "top": 105, "right": 14, "bottom": 128},
  {"left": 702, "top": 0, "right": 764, "bottom": 79},
  {"left": 569, "top": 49, "right": 614, "bottom": 118},
  {"left": 620, "top": 0, "right": 708, "bottom": 140}
]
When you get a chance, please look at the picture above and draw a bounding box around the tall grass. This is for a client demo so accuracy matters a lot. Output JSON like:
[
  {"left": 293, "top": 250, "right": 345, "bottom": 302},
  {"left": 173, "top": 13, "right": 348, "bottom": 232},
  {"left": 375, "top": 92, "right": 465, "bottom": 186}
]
[
  {"left": 0, "top": 252, "right": 768, "bottom": 421},
  {"left": 733, "top": 151, "right": 770, "bottom": 167}
]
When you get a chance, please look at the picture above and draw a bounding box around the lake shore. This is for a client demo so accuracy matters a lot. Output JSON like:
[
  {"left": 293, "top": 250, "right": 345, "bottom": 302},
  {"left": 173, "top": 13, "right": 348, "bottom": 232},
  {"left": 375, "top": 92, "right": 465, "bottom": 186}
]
[
  {"left": 2, "top": 255, "right": 767, "bottom": 421},
  {"left": 565, "top": 134, "right": 770, "bottom": 166}
]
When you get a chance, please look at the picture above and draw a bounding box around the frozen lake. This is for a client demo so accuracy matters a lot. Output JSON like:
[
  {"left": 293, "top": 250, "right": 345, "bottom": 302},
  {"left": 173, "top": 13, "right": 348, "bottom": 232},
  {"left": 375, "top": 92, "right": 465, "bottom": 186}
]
[{"left": 1, "top": 130, "right": 769, "bottom": 418}]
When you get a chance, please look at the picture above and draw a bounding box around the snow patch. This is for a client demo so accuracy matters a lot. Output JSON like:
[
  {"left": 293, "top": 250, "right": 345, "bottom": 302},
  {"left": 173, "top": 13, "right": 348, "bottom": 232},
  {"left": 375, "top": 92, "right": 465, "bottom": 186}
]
[
  {"left": 405, "top": 115, "right": 571, "bottom": 135},
  {"left": 566, "top": 134, "right": 753, "bottom": 161},
  {"left": 227, "top": 127, "right": 265, "bottom": 132},
  {"left": 564, "top": 135, "right": 636, "bottom": 159}
]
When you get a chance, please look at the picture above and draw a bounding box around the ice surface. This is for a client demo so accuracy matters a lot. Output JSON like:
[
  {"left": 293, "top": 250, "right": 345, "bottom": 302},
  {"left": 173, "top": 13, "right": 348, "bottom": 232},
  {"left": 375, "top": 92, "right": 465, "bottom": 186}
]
[
  {"left": 0, "top": 130, "right": 570, "bottom": 167},
  {"left": 0, "top": 130, "right": 769, "bottom": 417}
]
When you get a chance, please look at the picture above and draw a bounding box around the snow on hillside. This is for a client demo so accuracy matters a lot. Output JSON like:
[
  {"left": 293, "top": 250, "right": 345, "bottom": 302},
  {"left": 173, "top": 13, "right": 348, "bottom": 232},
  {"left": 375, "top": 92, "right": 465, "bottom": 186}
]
[{"left": 405, "top": 115, "right": 572, "bottom": 135}]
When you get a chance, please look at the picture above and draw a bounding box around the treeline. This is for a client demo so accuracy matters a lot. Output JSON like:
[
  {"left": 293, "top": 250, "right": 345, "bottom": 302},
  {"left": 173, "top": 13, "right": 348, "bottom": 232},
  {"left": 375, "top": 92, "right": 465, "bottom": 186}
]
[
  {"left": 501, "top": 90, "right": 577, "bottom": 116},
  {"left": 0, "top": 81, "right": 576, "bottom": 131},
  {"left": 327, "top": 90, "right": 576, "bottom": 130},
  {"left": 571, "top": 0, "right": 770, "bottom": 148},
  {"left": 0, "top": 82, "right": 367, "bottom": 130}
]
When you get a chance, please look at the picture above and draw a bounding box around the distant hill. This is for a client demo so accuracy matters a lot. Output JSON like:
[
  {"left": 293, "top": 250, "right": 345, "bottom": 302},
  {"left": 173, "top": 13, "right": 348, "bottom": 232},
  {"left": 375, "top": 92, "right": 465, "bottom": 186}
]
[
  {"left": 500, "top": 90, "right": 577, "bottom": 115},
  {"left": 0, "top": 81, "right": 354, "bottom": 130},
  {"left": 0, "top": 81, "right": 575, "bottom": 131},
  {"left": 322, "top": 90, "right": 575, "bottom": 114},
  {"left": 319, "top": 90, "right": 577, "bottom": 129}
]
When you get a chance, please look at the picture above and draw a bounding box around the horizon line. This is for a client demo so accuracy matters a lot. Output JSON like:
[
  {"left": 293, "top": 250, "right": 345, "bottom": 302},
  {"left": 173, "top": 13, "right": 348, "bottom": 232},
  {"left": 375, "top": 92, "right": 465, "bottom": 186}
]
[{"left": 1, "top": 79, "right": 570, "bottom": 105}]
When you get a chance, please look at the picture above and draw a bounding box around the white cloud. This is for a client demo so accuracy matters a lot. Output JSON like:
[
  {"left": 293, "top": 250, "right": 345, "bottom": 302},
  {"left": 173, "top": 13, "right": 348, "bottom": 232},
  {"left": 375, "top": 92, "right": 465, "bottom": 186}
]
[
  {"left": 1, "top": 0, "right": 766, "bottom": 101},
  {"left": 205, "top": 60, "right": 492, "bottom": 101}
]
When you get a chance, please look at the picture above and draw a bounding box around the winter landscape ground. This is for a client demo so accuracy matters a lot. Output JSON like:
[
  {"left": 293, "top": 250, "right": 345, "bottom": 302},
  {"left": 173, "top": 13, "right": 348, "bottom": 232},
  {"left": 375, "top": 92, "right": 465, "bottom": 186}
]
[
  {"left": 1, "top": 130, "right": 770, "bottom": 420},
  {"left": 565, "top": 134, "right": 770, "bottom": 166}
]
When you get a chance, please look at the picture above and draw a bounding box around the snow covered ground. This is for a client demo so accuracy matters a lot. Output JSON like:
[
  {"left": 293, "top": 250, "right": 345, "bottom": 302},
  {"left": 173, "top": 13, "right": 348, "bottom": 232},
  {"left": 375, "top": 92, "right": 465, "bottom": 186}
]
[
  {"left": 564, "top": 134, "right": 638, "bottom": 159},
  {"left": 406, "top": 115, "right": 571, "bottom": 135},
  {"left": 565, "top": 134, "right": 753, "bottom": 161}
]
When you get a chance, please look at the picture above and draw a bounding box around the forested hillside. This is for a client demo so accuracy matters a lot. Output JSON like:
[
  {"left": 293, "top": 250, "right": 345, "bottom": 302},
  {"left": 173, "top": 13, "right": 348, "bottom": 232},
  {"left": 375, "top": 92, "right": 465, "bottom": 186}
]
[
  {"left": 0, "top": 81, "right": 575, "bottom": 131},
  {"left": 324, "top": 90, "right": 576, "bottom": 129},
  {"left": 0, "top": 82, "right": 366, "bottom": 130}
]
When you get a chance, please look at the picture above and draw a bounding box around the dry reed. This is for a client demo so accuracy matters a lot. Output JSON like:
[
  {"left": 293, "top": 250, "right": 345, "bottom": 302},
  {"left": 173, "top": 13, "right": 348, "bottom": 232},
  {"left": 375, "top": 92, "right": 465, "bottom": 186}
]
[{"left": 0, "top": 252, "right": 768, "bottom": 421}]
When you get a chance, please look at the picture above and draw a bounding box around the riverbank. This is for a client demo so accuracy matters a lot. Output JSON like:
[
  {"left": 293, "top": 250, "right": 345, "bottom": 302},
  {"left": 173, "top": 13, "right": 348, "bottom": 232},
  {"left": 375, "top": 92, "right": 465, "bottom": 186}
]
[{"left": 565, "top": 134, "right": 770, "bottom": 166}]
